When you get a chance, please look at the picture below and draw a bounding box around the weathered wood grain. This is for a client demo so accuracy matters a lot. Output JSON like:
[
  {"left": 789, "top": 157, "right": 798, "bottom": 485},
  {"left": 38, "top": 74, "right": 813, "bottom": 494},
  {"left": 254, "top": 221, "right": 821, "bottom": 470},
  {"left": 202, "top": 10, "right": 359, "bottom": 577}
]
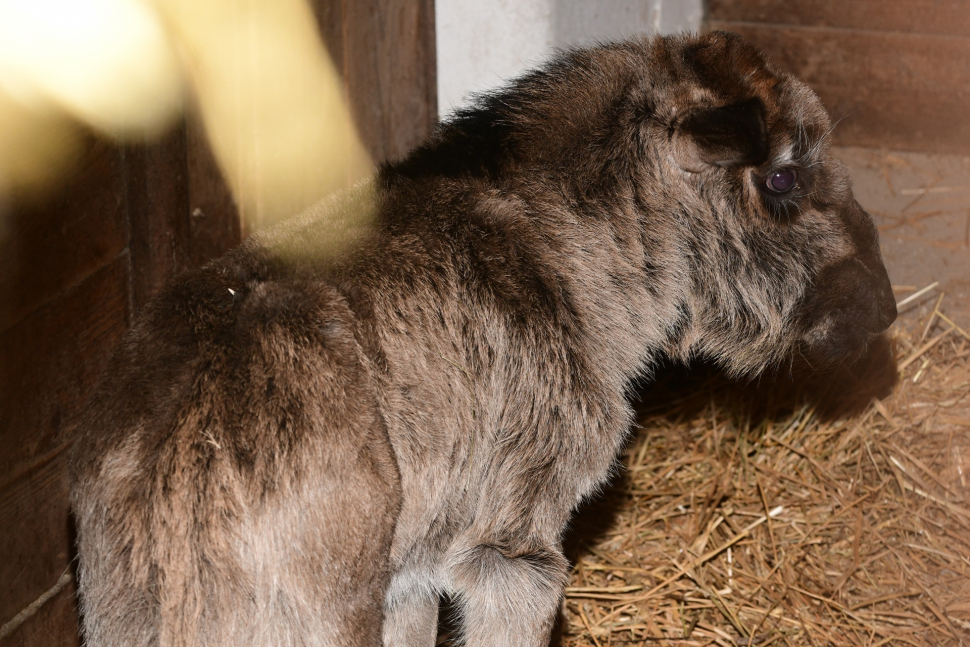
[
  {"left": 813, "top": 85, "right": 970, "bottom": 154},
  {"left": 126, "top": 126, "right": 191, "bottom": 313},
  {"left": 185, "top": 113, "right": 241, "bottom": 267},
  {"left": 710, "top": 23, "right": 970, "bottom": 94},
  {"left": 708, "top": 0, "right": 970, "bottom": 38},
  {"left": 706, "top": 21, "right": 970, "bottom": 154},
  {"left": 0, "top": 448, "right": 73, "bottom": 629},
  {"left": 0, "top": 576, "right": 80, "bottom": 647},
  {"left": 341, "top": 0, "right": 437, "bottom": 162},
  {"left": 0, "top": 255, "right": 129, "bottom": 491},
  {"left": 0, "top": 139, "right": 127, "bottom": 335},
  {"left": 0, "top": 257, "right": 128, "bottom": 623}
]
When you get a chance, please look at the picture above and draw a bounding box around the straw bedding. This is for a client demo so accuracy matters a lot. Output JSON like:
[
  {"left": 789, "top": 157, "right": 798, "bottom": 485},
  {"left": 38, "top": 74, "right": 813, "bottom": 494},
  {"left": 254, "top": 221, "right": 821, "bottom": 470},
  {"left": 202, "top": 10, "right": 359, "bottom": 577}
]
[{"left": 558, "top": 289, "right": 970, "bottom": 647}]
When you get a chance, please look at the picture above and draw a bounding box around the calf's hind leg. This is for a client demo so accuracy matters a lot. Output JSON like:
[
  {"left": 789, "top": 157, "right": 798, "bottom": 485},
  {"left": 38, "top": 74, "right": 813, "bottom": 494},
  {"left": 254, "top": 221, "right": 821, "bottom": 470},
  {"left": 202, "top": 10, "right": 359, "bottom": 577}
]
[{"left": 72, "top": 274, "right": 402, "bottom": 647}]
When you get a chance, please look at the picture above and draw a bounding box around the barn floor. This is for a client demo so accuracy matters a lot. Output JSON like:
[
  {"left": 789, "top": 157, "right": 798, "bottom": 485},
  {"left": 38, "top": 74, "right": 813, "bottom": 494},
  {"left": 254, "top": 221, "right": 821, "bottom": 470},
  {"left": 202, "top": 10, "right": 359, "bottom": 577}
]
[{"left": 555, "top": 148, "right": 970, "bottom": 646}]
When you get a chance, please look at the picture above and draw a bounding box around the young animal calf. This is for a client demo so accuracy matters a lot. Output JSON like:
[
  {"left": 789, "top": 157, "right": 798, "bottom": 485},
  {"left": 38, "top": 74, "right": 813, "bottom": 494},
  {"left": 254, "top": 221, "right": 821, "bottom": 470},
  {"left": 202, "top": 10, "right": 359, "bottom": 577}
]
[{"left": 72, "top": 32, "right": 896, "bottom": 646}]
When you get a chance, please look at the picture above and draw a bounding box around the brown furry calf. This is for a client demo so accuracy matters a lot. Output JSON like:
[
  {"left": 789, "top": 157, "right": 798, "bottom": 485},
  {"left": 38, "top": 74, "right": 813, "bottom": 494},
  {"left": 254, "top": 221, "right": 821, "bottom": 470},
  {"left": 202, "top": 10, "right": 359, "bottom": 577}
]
[{"left": 72, "top": 32, "right": 896, "bottom": 647}]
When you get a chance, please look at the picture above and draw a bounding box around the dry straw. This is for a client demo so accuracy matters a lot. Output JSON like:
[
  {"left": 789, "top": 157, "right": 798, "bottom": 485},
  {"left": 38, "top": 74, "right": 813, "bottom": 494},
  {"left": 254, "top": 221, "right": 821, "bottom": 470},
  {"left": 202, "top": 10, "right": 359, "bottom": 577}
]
[{"left": 559, "top": 285, "right": 970, "bottom": 647}]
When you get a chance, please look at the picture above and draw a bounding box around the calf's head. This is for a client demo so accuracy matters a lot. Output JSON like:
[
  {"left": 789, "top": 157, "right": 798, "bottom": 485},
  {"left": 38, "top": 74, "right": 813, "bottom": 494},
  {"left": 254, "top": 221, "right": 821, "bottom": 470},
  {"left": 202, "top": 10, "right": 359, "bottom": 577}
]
[{"left": 642, "top": 32, "right": 896, "bottom": 374}]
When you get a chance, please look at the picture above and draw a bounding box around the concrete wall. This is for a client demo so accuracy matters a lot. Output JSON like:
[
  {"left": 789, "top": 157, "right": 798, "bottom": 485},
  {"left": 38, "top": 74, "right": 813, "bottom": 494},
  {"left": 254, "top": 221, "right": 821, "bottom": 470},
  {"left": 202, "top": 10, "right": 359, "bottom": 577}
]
[{"left": 436, "top": 0, "right": 703, "bottom": 117}]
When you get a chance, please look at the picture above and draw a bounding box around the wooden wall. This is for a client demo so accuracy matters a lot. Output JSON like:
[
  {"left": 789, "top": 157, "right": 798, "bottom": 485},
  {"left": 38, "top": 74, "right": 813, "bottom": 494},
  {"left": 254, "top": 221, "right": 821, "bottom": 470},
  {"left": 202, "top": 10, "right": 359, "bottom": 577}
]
[
  {"left": 314, "top": 0, "right": 437, "bottom": 164},
  {"left": 0, "top": 0, "right": 435, "bottom": 643},
  {"left": 0, "top": 124, "right": 237, "bottom": 647},
  {"left": 707, "top": 0, "right": 970, "bottom": 154}
]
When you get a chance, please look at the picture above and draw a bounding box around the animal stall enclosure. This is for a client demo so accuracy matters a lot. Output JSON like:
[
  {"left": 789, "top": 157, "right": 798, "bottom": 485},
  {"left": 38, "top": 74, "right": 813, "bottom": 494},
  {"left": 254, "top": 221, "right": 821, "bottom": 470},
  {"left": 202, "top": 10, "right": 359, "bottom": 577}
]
[{"left": 1, "top": 0, "right": 968, "bottom": 646}]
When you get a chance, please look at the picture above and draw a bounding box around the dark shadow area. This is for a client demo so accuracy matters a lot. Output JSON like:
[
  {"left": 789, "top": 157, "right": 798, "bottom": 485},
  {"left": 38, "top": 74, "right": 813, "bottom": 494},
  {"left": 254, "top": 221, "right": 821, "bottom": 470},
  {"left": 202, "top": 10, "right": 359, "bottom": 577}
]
[
  {"left": 435, "top": 595, "right": 461, "bottom": 646},
  {"left": 68, "top": 513, "right": 82, "bottom": 636},
  {"left": 0, "top": 136, "right": 126, "bottom": 337},
  {"left": 640, "top": 332, "right": 897, "bottom": 424},
  {"left": 566, "top": 331, "right": 897, "bottom": 553}
]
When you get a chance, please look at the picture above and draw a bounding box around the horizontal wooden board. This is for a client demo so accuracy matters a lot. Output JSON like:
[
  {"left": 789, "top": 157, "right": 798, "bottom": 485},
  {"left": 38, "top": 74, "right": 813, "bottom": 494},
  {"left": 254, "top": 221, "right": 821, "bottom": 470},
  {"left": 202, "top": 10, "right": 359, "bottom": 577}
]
[
  {"left": 0, "top": 446, "right": 72, "bottom": 625},
  {"left": 814, "top": 85, "right": 970, "bottom": 154},
  {"left": 709, "top": 23, "right": 970, "bottom": 93},
  {"left": 706, "top": 22, "right": 970, "bottom": 154},
  {"left": 708, "top": 0, "right": 970, "bottom": 37},
  {"left": 0, "top": 573, "right": 79, "bottom": 647},
  {"left": 0, "top": 255, "right": 129, "bottom": 480},
  {"left": 0, "top": 138, "right": 127, "bottom": 335}
]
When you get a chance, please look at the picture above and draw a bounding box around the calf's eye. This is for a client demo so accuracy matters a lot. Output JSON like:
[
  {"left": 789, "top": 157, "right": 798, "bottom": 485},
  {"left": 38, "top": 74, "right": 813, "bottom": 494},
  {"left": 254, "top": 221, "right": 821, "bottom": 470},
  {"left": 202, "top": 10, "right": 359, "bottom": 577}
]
[{"left": 765, "top": 168, "right": 797, "bottom": 194}]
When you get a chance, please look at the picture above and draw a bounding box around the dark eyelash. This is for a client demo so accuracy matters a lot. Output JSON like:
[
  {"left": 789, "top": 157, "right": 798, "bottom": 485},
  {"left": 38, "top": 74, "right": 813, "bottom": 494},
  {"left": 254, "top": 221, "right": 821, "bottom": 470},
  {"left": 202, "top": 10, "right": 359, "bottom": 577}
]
[{"left": 762, "top": 187, "right": 810, "bottom": 220}]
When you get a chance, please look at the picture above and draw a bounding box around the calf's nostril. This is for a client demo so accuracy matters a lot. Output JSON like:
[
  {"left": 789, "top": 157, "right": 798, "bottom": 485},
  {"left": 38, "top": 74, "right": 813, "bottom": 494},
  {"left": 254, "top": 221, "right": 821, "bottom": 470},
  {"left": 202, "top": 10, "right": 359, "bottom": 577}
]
[
  {"left": 873, "top": 272, "right": 897, "bottom": 332},
  {"left": 849, "top": 271, "right": 896, "bottom": 334},
  {"left": 878, "top": 297, "right": 897, "bottom": 331},
  {"left": 852, "top": 258, "right": 896, "bottom": 333}
]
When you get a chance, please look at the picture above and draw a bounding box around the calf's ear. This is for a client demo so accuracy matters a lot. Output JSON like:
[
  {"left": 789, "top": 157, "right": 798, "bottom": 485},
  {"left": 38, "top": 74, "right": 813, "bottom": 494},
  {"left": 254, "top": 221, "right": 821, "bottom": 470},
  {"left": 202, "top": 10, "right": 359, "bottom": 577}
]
[{"left": 673, "top": 97, "right": 768, "bottom": 172}]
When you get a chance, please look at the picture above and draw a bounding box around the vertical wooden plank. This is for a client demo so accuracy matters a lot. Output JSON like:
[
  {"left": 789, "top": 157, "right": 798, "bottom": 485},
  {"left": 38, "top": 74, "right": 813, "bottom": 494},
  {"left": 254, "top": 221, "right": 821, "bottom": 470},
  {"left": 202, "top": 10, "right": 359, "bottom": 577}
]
[
  {"left": 185, "top": 113, "right": 241, "bottom": 268},
  {"left": 341, "top": 0, "right": 438, "bottom": 162},
  {"left": 0, "top": 139, "right": 127, "bottom": 335},
  {"left": 310, "top": 0, "right": 346, "bottom": 74},
  {"left": 125, "top": 125, "right": 191, "bottom": 313}
]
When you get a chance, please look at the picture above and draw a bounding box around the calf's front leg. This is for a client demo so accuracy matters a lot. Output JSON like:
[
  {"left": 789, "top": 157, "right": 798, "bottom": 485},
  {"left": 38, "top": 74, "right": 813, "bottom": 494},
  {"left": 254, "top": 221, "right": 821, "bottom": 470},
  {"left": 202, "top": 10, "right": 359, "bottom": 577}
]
[
  {"left": 448, "top": 542, "right": 569, "bottom": 647},
  {"left": 383, "top": 570, "right": 440, "bottom": 647}
]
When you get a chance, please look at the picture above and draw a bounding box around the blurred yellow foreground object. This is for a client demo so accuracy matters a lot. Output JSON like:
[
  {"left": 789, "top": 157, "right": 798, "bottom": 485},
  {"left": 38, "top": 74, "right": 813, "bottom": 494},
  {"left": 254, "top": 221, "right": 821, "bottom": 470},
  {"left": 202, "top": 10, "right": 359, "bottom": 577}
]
[
  {"left": 0, "top": 0, "right": 184, "bottom": 191},
  {"left": 156, "top": 0, "right": 373, "bottom": 231},
  {"left": 0, "top": 0, "right": 373, "bottom": 234}
]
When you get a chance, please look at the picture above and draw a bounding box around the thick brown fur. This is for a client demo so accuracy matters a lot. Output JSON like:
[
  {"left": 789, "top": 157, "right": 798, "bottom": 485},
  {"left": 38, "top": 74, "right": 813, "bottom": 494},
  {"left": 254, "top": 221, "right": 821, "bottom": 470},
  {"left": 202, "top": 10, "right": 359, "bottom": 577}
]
[{"left": 71, "top": 32, "right": 896, "bottom": 647}]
